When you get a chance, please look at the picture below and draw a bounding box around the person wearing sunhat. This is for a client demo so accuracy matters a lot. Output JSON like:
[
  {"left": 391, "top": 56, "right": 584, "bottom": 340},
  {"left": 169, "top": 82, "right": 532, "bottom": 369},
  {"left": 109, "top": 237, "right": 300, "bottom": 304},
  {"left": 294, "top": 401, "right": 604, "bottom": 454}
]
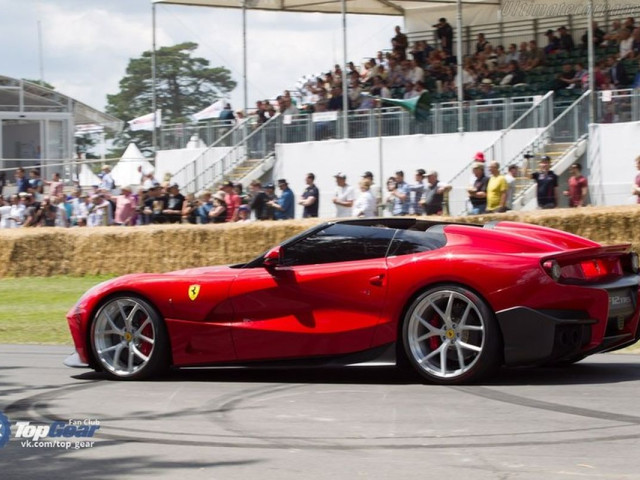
[
  {"left": 114, "top": 185, "right": 137, "bottom": 226},
  {"left": 209, "top": 191, "right": 227, "bottom": 223},
  {"left": 99, "top": 164, "right": 115, "bottom": 192}
]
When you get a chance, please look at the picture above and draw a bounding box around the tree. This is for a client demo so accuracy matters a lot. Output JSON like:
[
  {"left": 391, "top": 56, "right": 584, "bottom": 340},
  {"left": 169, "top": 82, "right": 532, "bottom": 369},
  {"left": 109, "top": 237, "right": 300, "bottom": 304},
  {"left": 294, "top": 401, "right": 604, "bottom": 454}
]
[{"left": 106, "top": 42, "right": 236, "bottom": 155}]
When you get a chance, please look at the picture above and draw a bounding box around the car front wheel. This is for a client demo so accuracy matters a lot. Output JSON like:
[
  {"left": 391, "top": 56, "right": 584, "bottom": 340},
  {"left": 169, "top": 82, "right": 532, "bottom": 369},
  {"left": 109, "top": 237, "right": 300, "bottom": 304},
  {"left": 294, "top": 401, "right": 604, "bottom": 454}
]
[
  {"left": 91, "top": 296, "right": 169, "bottom": 380},
  {"left": 402, "top": 285, "right": 501, "bottom": 384}
]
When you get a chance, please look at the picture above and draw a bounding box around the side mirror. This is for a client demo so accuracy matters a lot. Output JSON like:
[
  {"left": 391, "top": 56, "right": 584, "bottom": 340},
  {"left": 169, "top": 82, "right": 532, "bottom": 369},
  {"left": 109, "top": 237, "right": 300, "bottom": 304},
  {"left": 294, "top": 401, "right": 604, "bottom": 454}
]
[{"left": 263, "top": 246, "right": 282, "bottom": 268}]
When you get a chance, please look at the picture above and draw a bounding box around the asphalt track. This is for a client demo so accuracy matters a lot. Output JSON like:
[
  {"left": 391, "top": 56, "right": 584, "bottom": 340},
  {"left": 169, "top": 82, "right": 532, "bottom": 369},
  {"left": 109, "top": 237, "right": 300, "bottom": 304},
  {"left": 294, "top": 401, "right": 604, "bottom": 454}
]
[{"left": 2, "top": 345, "right": 640, "bottom": 479}]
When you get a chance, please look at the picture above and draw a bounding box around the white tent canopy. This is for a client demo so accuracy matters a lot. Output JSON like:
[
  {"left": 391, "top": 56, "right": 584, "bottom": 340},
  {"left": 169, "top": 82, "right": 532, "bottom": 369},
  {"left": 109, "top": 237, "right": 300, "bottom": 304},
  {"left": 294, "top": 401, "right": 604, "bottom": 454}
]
[
  {"left": 77, "top": 163, "right": 102, "bottom": 187},
  {"left": 111, "top": 143, "right": 155, "bottom": 187}
]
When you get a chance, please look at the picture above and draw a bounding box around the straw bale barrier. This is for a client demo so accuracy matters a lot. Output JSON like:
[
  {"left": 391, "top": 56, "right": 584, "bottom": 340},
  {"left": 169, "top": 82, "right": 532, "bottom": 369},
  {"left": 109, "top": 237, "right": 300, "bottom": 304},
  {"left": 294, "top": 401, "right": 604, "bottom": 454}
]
[{"left": 0, "top": 206, "right": 637, "bottom": 278}]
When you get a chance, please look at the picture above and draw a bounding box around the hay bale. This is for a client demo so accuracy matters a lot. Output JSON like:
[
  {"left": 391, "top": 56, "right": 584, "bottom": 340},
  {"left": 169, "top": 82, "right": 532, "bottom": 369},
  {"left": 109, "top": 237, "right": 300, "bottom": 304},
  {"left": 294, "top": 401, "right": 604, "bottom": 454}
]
[{"left": 0, "top": 208, "right": 638, "bottom": 278}]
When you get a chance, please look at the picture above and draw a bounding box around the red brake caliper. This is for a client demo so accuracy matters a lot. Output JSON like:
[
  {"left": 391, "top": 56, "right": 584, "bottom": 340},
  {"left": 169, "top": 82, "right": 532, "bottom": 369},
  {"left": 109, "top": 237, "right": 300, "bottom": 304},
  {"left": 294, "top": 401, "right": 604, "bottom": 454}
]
[{"left": 429, "top": 314, "right": 440, "bottom": 351}]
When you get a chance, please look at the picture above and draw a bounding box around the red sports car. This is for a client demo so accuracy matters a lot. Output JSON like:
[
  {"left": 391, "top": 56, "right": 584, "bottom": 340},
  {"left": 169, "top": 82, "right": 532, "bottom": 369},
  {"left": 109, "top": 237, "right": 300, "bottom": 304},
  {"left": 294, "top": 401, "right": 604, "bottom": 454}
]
[{"left": 65, "top": 218, "right": 640, "bottom": 384}]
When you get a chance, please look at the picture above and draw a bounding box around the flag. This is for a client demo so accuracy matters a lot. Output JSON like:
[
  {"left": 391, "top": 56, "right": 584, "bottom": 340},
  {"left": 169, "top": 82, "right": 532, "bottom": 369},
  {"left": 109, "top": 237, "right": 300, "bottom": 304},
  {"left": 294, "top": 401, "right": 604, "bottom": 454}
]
[
  {"left": 128, "top": 110, "right": 162, "bottom": 132},
  {"left": 75, "top": 124, "right": 105, "bottom": 137},
  {"left": 192, "top": 99, "right": 225, "bottom": 121}
]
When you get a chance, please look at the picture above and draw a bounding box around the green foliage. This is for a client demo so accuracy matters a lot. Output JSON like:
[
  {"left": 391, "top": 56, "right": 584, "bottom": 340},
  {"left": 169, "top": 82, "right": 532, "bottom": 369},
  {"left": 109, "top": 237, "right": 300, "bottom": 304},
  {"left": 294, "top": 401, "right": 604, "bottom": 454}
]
[{"left": 106, "top": 42, "right": 236, "bottom": 155}]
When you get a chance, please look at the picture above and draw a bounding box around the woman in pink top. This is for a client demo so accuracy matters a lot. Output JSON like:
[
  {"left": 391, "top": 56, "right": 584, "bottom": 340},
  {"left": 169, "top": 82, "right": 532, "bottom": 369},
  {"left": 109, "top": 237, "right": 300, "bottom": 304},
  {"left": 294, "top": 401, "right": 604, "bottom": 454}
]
[{"left": 114, "top": 186, "right": 137, "bottom": 226}]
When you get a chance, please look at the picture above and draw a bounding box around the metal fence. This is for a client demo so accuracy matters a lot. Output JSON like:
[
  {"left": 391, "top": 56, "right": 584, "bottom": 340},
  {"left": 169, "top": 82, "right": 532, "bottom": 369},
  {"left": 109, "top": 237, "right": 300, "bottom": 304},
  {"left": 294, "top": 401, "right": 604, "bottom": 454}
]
[{"left": 160, "top": 95, "right": 551, "bottom": 150}]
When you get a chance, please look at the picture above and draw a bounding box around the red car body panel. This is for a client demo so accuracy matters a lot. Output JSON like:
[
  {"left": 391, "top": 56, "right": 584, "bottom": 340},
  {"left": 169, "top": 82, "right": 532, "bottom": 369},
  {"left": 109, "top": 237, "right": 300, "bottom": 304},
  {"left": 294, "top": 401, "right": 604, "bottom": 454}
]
[{"left": 66, "top": 219, "right": 640, "bottom": 371}]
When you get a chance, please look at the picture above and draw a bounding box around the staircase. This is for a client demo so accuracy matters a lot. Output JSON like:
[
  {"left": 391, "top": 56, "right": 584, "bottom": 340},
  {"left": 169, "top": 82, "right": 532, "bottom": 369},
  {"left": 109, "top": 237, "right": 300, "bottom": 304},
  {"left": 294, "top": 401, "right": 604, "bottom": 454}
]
[
  {"left": 446, "top": 90, "right": 555, "bottom": 215},
  {"left": 170, "top": 115, "right": 278, "bottom": 193},
  {"left": 510, "top": 91, "right": 591, "bottom": 210}
]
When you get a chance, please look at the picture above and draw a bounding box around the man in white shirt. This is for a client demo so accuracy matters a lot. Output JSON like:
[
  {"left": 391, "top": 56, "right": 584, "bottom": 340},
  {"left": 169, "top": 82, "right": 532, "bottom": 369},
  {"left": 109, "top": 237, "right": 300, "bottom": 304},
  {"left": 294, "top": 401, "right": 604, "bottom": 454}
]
[{"left": 332, "top": 172, "right": 355, "bottom": 218}]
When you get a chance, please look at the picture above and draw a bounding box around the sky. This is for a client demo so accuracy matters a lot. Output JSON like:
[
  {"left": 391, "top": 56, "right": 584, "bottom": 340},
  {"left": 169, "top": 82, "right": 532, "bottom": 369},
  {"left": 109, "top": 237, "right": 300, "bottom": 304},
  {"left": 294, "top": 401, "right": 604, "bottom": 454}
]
[{"left": 1, "top": 0, "right": 400, "bottom": 117}]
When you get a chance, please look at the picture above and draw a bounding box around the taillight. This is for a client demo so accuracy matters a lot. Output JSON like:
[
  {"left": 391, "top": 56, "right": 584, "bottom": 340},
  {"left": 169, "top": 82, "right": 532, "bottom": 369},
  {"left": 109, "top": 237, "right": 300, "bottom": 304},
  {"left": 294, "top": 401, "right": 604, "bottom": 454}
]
[{"left": 542, "top": 257, "right": 622, "bottom": 283}]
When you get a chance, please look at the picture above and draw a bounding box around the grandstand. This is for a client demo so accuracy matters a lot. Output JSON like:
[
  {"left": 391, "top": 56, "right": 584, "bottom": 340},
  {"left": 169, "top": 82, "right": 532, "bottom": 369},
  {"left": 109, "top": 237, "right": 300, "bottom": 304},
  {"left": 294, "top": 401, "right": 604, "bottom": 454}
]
[{"left": 156, "top": 0, "right": 640, "bottom": 216}]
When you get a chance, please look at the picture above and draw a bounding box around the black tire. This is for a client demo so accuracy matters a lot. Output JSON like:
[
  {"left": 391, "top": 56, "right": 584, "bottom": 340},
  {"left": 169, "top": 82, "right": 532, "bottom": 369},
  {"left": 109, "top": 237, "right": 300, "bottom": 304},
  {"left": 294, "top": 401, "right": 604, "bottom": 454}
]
[
  {"left": 401, "top": 285, "right": 501, "bottom": 385},
  {"left": 90, "top": 296, "right": 169, "bottom": 380}
]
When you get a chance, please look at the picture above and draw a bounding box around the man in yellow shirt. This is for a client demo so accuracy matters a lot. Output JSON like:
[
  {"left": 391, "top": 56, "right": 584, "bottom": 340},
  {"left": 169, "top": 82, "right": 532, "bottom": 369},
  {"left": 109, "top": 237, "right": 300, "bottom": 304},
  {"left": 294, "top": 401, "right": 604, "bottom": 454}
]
[{"left": 486, "top": 161, "right": 508, "bottom": 213}]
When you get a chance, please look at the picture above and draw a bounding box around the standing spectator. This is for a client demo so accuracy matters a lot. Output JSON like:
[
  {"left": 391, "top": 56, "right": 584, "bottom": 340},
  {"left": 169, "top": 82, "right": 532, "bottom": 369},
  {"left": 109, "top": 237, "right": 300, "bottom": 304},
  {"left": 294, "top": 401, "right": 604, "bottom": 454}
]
[
  {"left": 209, "top": 192, "right": 227, "bottom": 223},
  {"left": 248, "top": 180, "right": 269, "bottom": 220},
  {"left": 409, "top": 169, "right": 426, "bottom": 214},
  {"left": 544, "top": 29, "right": 560, "bottom": 54},
  {"left": 15, "top": 167, "right": 30, "bottom": 194},
  {"left": 353, "top": 179, "right": 377, "bottom": 218},
  {"left": 606, "top": 55, "right": 629, "bottom": 88},
  {"left": 563, "top": 163, "right": 589, "bottom": 207},
  {"left": 582, "top": 21, "right": 606, "bottom": 48},
  {"left": 332, "top": 172, "right": 355, "bottom": 217},
  {"left": 434, "top": 18, "right": 453, "bottom": 54},
  {"left": 262, "top": 183, "right": 278, "bottom": 220},
  {"left": 476, "top": 33, "right": 489, "bottom": 54},
  {"left": 486, "top": 161, "right": 508, "bottom": 213},
  {"left": 386, "top": 170, "right": 410, "bottom": 216},
  {"left": 421, "top": 171, "right": 451, "bottom": 215},
  {"left": 196, "top": 190, "right": 214, "bottom": 224},
  {"left": 392, "top": 25, "right": 409, "bottom": 61},
  {"left": 53, "top": 195, "right": 69, "bottom": 228},
  {"left": 362, "top": 171, "right": 381, "bottom": 212},
  {"left": 270, "top": 179, "right": 295, "bottom": 220},
  {"left": 28, "top": 169, "right": 44, "bottom": 200},
  {"left": 619, "top": 28, "right": 634, "bottom": 59},
  {"left": 181, "top": 193, "right": 199, "bottom": 224},
  {"left": 218, "top": 103, "right": 235, "bottom": 122},
  {"left": 99, "top": 165, "right": 115, "bottom": 192},
  {"left": 467, "top": 162, "right": 489, "bottom": 215},
  {"left": 73, "top": 193, "right": 90, "bottom": 227},
  {"left": 21, "top": 193, "right": 40, "bottom": 227},
  {"left": 504, "top": 164, "right": 519, "bottom": 210},
  {"left": 557, "top": 26, "right": 575, "bottom": 52},
  {"left": 221, "top": 181, "right": 240, "bottom": 222},
  {"left": 162, "top": 183, "right": 185, "bottom": 224},
  {"left": 236, "top": 205, "right": 252, "bottom": 223},
  {"left": 633, "top": 156, "right": 640, "bottom": 204},
  {"left": 44, "top": 172, "right": 64, "bottom": 198},
  {"left": 87, "top": 194, "right": 113, "bottom": 226},
  {"left": 531, "top": 156, "right": 558, "bottom": 209},
  {"left": 36, "top": 196, "right": 58, "bottom": 227},
  {"left": 7, "top": 194, "right": 25, "bottom": 227},
  {"left": 0, "top": 196, "right": 11, "bottom": 228},
  {"left": 113, "top": 185, "right": 137, "bottom": 226},
  {"left": 299, "top": 173, "right": 319, "bottom": 218}
]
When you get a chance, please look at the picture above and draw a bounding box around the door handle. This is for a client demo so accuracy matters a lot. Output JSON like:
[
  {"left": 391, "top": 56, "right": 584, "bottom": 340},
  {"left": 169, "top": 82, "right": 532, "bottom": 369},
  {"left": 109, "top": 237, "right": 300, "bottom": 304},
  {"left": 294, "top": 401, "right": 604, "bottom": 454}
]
[{"left": 369, "top": 274, "right": 385, "bottom": 287}]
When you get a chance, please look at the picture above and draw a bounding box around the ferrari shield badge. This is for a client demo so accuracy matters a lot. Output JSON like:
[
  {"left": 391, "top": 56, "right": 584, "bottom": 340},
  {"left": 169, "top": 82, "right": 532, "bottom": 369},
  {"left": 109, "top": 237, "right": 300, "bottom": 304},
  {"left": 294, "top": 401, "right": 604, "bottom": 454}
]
[{"left": 188, "top": 284, "right": 201, "bottom": 301}]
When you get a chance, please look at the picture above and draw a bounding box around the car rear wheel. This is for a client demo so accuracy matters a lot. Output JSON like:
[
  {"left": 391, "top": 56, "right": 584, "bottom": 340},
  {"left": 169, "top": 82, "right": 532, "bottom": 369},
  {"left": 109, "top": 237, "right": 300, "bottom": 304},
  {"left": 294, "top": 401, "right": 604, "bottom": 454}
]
[
  {"left": 402, "top": 285, "right": 501, "bottom": 385},
  {"left": 91, "top": 296, "right": 169, "bottom": 380}
]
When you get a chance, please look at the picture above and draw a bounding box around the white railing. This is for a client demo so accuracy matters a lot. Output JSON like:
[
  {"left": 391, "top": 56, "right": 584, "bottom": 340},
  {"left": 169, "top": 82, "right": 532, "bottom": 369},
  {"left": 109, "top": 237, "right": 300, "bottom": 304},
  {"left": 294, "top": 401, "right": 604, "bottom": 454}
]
[{"left": 446, "top": 90, "right": 555, "bottom": 215}]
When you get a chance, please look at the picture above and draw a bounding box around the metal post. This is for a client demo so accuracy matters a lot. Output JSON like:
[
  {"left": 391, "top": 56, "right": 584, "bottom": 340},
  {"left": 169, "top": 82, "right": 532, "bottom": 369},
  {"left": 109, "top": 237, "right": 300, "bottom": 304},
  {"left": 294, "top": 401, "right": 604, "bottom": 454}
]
[
  {"left": 152, "top": 3, "right": 158, "bottom": 157},
  {"left": 588, "top": 0, "right": 595, "bottom": 124},
  {"left": 341, "top": 0, "right": 349, "bottom": 139},
  {"left": 242, "top": 2, "right": 248, "bottom": 116},
  {"left": 456, "top": 0, "right": 464, "bottom": 133}
]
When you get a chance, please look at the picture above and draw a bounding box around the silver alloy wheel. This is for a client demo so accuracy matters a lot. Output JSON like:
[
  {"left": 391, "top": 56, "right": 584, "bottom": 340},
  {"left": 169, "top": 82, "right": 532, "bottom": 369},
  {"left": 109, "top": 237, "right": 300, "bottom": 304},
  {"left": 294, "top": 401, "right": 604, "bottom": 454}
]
[
  {"left": 406, "top": 289, "right": 486, "bottom": 380},
  {"left": 92, "top": 297, "right": 157, "bottom": 378}
]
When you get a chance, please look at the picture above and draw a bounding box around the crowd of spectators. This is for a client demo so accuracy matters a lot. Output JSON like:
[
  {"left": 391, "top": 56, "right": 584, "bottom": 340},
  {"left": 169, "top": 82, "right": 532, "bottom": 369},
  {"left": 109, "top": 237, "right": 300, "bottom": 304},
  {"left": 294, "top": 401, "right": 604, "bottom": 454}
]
[
  {"left": 0, "top": 162, "right": 456, "bottom": 228},
  {"left": 281, "top": 17, "right": 640, "bottom": 116}
]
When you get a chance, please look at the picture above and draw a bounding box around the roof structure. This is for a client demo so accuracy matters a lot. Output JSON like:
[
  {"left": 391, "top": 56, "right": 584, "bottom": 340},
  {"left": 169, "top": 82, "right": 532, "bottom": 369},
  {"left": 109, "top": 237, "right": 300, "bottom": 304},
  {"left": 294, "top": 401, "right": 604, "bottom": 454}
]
[
  {"left": 152, "top": 0, "right": 498, "bottom": 16},
  {"left": 0, "top": 75, "right": 123, "bottom": 133}
]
